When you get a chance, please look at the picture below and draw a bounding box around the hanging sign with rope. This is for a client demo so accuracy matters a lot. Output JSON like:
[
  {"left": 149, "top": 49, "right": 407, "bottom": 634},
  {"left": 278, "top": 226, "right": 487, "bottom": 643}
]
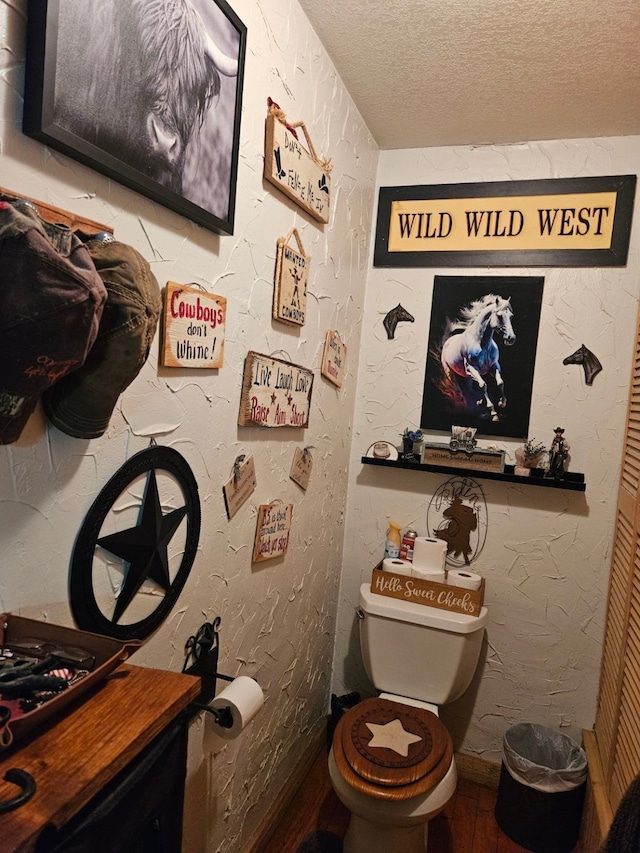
[
  {"left": 273, "top": 228, "right": 309, "bottom": 326},
  {"left": 264, "top": 99, "right": 331, "bottom": 224}
]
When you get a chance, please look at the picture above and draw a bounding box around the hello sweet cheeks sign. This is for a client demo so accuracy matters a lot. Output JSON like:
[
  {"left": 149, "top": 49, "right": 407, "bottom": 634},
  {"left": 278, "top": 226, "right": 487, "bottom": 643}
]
[{"left": 371, "top": 569, "right": 484, "bottom": 617}]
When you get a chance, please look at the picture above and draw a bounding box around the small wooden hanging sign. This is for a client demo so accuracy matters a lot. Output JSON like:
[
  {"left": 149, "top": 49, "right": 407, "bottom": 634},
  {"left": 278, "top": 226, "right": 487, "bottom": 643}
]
[
  {"left": 253, "top": 502, "right": 293, "bottom": 562},
  {"left": 290, "top": 447, "right": 313, "bottom": 490},
  {"left": 264, "top": 101, "right": 331, "bottom": 224},
  {"left": 321, "top": 330, "right": 347, "bottom": 388},
  {"left": 223, "top": 455, "right": 257, "bottom": 520},
  {"left": 161, "top": 282, "right": 226, "bottom": 368},
  {"left": 238, "top": 351, "right": 314, "bottom": 428},
  {"left": 273, "top": 229, "right": 309, "bottom": 326}
]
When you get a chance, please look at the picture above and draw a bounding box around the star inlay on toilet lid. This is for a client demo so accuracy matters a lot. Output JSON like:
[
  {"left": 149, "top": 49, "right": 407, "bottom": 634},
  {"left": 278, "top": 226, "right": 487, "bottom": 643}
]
[
  {"left": 349, "top": 699, "right": 433, "bottom": 769},
  {"left": 340, "top": 697, "right": 450, "bottom": 788},
  {"left": 365, "top": 718, "right": 423, "bottom": 757},
  {"left": 333, "top": 706, "right": 454, "bottom": 800}
]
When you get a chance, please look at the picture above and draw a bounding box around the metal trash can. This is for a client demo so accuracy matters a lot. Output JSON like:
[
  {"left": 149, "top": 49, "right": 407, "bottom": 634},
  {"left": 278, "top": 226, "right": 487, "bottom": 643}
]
[{"left": 494, "top": 723, "right": 587, "bottom": 853}]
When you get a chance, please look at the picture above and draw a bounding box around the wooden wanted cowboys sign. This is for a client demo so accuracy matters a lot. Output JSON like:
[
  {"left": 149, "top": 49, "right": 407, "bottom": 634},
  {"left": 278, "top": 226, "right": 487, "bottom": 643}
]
[
  {"left": 274, "top": 229, "right": 309, "bottom": 326},
  {"left": 238, "top": 351, "right": 314, "bottom": 428}
]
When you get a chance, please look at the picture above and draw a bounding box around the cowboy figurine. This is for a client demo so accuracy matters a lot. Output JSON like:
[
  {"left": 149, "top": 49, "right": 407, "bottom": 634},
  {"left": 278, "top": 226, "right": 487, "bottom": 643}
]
[{"left": 546, "top": 427, "right": 570, "bottom": 479}]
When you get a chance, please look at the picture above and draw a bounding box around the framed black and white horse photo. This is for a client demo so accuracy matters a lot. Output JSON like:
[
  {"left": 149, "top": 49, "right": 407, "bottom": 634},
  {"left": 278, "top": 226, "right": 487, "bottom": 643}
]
[
  {"left": 421, "top": 275, "right": 545, "bottom": 440},
  {"left": 23, "top": 0, "right": 247, "bottom": 235}
]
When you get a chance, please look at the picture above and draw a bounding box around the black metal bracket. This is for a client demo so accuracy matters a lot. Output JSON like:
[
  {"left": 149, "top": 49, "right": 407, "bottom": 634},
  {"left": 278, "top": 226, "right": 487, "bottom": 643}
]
[
  {"left": 188, "top": 701, "right": 234, "bottom": 729},
  {"left": 182, "top": 617, "right": 235, "bottom": 717}
]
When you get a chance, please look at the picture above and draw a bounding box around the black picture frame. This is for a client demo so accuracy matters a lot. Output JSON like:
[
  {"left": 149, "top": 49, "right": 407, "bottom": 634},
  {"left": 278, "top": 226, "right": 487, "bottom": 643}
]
[
  {"left": 374, "top": 175, "right": 636, "bottom": 267},
  {"left": 23, "top": 0, "right": 247, "bottom": 236},
  {"left": 420, "top": 276, "right": 545, "bottom": 440}
]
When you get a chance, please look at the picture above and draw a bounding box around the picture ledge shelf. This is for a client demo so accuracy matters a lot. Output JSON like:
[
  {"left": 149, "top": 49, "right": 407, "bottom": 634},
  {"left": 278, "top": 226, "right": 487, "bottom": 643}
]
[{"left": 361, "top": 456, "right": 586, "bottom": 492}]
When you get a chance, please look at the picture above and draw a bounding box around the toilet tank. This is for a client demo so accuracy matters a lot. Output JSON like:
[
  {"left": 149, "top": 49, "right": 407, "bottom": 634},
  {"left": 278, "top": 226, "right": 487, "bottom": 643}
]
[{"left": 358, "top": 582, "right": 488, "bottom": 705}]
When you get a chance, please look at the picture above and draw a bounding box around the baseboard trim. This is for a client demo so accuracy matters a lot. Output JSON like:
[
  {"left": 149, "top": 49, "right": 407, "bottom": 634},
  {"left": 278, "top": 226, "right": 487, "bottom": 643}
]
[
  {"left": 455, "top": 751, "right": 502, "bottom": 789},
  {"left": 243, "top": 721, "right": 326, "bottom": 853}
]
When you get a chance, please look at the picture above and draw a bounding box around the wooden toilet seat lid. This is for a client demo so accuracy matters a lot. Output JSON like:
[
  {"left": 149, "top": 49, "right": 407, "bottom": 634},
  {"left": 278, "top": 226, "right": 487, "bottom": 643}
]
[{"left": 333, "top": 697, "right": 453, "bottom": 801}]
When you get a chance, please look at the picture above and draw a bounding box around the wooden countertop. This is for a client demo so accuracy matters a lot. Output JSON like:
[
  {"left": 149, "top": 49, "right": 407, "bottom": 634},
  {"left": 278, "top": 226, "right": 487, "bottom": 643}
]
[{"left": 0, "top": 664, "right": 200, "bottom": 853}]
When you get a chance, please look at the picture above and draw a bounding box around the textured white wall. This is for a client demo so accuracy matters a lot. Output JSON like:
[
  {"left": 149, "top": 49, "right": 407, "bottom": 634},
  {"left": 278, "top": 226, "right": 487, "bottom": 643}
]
[
  {"left": 0, "top": 1, "right": 378, "bottom": 850},
  {"left": 3, "top": 0, "right": 640, "bottom": 841},
  {"left": 335, "top": 137, "right": 640, "bottom": 762}
]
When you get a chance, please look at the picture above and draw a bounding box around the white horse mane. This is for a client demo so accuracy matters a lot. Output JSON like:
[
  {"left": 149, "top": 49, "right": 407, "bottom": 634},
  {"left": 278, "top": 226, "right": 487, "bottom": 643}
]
[{"left": 460, "top": 293, "right": 509, "bottom": 326}]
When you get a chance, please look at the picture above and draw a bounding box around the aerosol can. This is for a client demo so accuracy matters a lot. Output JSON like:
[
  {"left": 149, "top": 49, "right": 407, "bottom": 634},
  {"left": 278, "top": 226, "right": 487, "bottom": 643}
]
[
  {"left": 399, "top": 528, "right": 418, "bottom": 562},
  {"left": 383, "top": 521, "right": 402, "bottom": 559}
]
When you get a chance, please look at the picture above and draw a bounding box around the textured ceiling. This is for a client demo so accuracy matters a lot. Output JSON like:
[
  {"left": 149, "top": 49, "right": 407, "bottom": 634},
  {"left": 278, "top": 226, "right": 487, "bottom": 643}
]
[{"left": 298, "top": 0, "right": 640, "bottom": 150}]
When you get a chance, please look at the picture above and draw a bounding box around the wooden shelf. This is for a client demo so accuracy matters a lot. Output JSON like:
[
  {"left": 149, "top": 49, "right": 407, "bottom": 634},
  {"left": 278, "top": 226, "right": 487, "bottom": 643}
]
[{"left": 361, "top": 456, "right": 586, "bottom": 492}]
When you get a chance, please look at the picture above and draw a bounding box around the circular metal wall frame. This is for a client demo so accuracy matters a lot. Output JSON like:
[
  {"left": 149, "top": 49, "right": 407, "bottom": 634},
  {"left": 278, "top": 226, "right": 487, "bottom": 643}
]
[{"left": 70, "top": 444, "right": 201, "bottom": 641}]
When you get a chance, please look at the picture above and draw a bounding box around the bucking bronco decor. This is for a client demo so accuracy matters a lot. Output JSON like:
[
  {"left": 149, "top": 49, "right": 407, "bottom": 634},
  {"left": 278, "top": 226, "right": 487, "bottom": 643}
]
[{"left": 421, "top": 276, "right": 544, "bottom": 439}]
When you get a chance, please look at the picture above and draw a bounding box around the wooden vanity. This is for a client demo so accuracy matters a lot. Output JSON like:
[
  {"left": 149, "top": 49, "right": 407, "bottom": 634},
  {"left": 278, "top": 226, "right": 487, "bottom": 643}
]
[{"left": 0, "top": 664, "right": 200, "bottom": 853}]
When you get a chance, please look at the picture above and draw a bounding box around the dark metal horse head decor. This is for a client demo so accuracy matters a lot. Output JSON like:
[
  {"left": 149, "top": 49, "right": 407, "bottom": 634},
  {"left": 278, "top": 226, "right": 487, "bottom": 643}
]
[
  {"left": 563, "top": 344, "right": 602, "bottom": 386},
  {"left": 383, "top": 303, "right": 415, "bottom": 340}
]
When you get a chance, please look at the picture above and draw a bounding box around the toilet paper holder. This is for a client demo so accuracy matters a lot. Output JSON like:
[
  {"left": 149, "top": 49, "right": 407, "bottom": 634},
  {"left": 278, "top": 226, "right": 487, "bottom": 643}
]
[{"left": 182, "top": 616, "right": 248, "bottom": 728}]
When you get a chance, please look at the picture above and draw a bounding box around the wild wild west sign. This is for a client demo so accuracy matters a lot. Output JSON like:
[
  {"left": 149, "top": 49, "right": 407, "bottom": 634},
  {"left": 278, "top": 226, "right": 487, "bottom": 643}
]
[{"left": 374, "top": 175, "right": 636, "bottom": 267}]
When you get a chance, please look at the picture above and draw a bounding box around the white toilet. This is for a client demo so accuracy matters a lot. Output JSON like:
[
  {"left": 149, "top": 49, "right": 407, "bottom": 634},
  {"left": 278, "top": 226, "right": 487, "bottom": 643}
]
[{"left": 328, "top": 581, "right": 488, "bottom": 853}]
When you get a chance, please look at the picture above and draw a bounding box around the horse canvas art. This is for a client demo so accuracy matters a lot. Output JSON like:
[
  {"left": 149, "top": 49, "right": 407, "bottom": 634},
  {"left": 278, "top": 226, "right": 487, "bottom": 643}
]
[
  {"left": 440, "top": 294, "right": 516, "bottom": 422},
  {"left": 421, "top": 276, "right": 545, "bottom": 439}
]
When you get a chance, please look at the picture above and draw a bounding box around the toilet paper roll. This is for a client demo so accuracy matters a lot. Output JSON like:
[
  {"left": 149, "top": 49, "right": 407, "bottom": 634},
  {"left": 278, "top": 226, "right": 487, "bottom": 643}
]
[
  {"left": 412, "top": 536, "right": 447, "bottom": 572},
  {"left": 208, "top": 676, "right": 264, "bottom": 740},
  {"left": 382, "top": 558, "right": 413, "bottom": 575},
  {"left": 411, "top": 565, "right": 446, "bottom": 584},
  {"left": 447, "top": 569, "right": 482, "bottom": 591}
]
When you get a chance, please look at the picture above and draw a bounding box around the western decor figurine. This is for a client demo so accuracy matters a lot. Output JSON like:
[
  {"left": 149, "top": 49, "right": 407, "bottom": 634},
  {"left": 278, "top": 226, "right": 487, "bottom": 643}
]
[{"left": 546, "top": 427, "right": 570, "bottom": 479}]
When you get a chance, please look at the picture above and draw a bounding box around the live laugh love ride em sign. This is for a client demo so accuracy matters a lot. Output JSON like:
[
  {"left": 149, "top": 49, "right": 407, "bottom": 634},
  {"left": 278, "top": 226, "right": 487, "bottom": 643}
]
[
  {"left": 238, "top": 352, "right": 314, "bottom": 428},
  {"left": 374, "top": 175, "right": 636, "bottom": 267}
]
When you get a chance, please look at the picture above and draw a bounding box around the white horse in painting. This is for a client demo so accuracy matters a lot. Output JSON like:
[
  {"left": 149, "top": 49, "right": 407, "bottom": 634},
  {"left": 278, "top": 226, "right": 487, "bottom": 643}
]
[{"left": 441, "top": 294, "right": 515, "bottom": 421}]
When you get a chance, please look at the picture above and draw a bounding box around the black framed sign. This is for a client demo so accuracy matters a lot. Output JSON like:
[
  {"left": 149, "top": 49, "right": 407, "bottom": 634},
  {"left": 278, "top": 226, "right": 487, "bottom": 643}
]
[
  {"left": 23, "top": 0, "right": 247, "bottom": 236},
  {"left": 421, "top": 276, "right": 545, "bottom": 440},
  {"left": 374, "top": 175, "right": 636, "bottom": 268}
]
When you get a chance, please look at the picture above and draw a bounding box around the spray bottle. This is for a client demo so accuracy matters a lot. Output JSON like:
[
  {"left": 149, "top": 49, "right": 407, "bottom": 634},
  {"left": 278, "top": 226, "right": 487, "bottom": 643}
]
[{"left": 384, "top": 521, "right": 402, "bottom": 560}]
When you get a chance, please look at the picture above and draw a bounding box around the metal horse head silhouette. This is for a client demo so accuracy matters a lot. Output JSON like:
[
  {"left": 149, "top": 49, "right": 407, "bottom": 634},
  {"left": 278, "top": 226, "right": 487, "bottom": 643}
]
[
  {"left": 383, "top": 304, "right": 415, "bottom": 340},
  {"left": 563, "top": 344, "right": 602, "bottom": 386}
]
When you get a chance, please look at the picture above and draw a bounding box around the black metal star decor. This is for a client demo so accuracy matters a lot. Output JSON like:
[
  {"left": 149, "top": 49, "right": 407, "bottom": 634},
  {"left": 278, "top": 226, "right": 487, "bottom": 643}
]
[{"left": 70, "top": 444, "right": 201, "bottom": 641}]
